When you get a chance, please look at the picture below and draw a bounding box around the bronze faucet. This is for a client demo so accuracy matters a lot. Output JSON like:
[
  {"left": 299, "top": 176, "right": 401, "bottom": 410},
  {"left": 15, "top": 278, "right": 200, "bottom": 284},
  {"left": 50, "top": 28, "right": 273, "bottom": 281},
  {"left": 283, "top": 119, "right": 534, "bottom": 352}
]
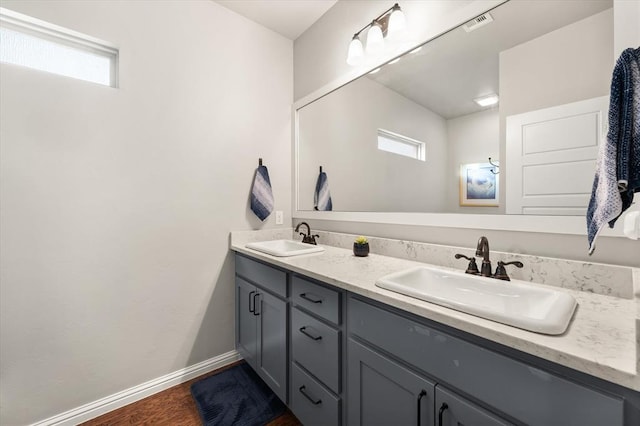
[
  {"left": 295, "top": 222, "right": 319, "bottom": 245},
  {"left": 456, "top": 236, "right": 525, "bottom": 280},
  {"left": 475, "top": 236, "right": 492, "bottom": 277}
]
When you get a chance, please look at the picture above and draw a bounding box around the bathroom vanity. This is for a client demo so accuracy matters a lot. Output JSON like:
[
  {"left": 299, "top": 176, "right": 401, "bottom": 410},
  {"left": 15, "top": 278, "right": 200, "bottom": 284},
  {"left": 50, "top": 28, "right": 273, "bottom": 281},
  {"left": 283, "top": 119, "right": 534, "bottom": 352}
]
[{"left": 231, "top": 230, "right": 640, "bottom": 426}]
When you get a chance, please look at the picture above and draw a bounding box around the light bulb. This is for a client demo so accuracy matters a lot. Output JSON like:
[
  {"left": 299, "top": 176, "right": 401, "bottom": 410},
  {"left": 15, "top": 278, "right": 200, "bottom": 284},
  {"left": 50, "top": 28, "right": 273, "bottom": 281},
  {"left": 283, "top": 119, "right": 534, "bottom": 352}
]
[
  {"left": 366, "top": 22, "right": 384, "bottom": 54},
  {"left": 346, "top": 35, "right": 364, "bottom": 66},
  {"left": 387, "top": 5, "right": 406, "bottom": 39}
]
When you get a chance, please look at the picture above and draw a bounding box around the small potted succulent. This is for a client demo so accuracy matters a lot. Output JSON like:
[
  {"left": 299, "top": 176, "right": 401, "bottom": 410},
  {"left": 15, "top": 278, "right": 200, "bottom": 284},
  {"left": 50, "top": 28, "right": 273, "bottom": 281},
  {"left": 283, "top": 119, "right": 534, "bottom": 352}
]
[{"left": 353, "top": 236, "right": 370, "bottom": 257}]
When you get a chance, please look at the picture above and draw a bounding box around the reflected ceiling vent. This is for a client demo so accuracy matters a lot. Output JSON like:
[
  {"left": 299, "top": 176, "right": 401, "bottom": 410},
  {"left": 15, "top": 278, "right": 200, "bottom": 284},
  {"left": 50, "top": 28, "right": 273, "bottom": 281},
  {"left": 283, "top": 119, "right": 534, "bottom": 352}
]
[{"left": 463, "top": 13, "right": 494, "bottom": 32}]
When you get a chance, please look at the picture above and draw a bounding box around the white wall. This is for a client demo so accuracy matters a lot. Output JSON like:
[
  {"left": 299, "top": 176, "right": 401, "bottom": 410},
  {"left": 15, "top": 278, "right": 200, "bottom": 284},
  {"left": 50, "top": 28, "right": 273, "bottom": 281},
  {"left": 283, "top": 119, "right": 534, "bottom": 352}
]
[
  {"left": 293, "top": 0, "right": 640, "bottom": 267},
  {"left": 614, "top": 0, "right": 640, "bottom": 57},
  {"left": 446, "top": 109, "right": 500, "bottom": 214},
  {"left": 298, "top": 77, "right": 448, "bottom": 212},
  {"left": 0, "top": 1, "right": 292, "bottom": 424}
]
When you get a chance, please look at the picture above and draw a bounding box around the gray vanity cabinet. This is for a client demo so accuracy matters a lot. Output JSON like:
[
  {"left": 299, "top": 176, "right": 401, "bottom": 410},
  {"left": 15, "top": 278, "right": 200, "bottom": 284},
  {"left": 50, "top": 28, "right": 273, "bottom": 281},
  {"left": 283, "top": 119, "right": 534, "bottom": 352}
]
[
  {"left": 347, "top": 338, "right": 436, "bottom": 426},
  {"left": 234, "top": 253, "right": 637, "bottom": 426},
  {"left": 235, "top": 255, "right": 288, "bottom": 403},
  {"left": 236, "top": 277, "right": 258, "bottom": 368},
  {"left": 348, "top": 295, "right": 626, "bottom": 426},
  {"left": 435, "top": 386, "right": 512, "bottom": 426},
  {"left": 290, "top": 275, "right": 344, "bottom": 425}
]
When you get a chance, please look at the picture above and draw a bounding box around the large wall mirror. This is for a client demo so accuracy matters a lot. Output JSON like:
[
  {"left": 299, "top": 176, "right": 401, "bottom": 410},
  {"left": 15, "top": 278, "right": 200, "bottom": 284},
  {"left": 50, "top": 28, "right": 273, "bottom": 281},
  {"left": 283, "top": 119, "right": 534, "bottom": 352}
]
[{"left": 297, "top": 0, "right": 613, "bottom": 217}]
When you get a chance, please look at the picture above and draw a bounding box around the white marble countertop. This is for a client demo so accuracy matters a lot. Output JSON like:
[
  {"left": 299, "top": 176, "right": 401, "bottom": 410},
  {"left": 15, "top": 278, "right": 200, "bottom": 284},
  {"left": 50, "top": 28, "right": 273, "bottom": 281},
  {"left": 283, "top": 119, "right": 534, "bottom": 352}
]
[{"left": 230, "top": 232, "right": 639, "bottom": 391}]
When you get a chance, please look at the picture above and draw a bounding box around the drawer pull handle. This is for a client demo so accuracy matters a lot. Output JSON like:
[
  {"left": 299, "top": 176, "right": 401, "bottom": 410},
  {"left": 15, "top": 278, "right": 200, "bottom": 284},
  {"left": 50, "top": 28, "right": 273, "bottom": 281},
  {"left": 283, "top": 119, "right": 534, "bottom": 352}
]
[
  {"left": 252, "top": 293, "right": 260, "bottom": 316},
  {"left": 299, "top": 385, "right": 322, "bottom": 405},
  {"left": 299, "top": 326, "right": 322, "bottom": 341},
  {"left": 300, "top": 293, "right": 322, "bottom": 304},
  {"left": 417, "top": 390, "right": 427, "bottom": 426},
  {"left": 248, "top": 290, "right": 256, "bottom": 313},
  {"left": 438, "top": 402, "right": 448, "bottom": 426}
]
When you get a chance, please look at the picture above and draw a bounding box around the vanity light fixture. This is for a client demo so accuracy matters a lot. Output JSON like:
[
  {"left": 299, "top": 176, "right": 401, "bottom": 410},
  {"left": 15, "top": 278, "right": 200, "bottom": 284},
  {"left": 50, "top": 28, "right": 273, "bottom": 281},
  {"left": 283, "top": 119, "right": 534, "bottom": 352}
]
[
  {"left": 346, "top": 3, "right": 407, "bottom": 66},
  {"left": 474, "top": 93, "right": 499, "bottom": 107}
]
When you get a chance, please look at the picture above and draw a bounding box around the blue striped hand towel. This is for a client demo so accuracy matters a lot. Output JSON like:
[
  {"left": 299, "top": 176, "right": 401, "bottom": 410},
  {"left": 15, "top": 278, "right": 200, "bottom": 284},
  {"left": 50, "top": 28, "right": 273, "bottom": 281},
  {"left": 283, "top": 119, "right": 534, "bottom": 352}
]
[
  {"left": 587, "top": 47, "right": 640, "bottom": 254},
  {"left": 314, "top": 171, "right": 333, "bottom": 211},
  {"left": 251, "top": 165, "right": 274, "bottom": 221}
]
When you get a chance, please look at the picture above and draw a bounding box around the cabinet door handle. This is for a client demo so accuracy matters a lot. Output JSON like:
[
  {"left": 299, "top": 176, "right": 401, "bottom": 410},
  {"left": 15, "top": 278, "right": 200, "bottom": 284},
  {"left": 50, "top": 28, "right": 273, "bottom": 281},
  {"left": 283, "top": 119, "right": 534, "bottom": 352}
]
[
  {"left": 252, "top": 292, "right": 260, "bottom": 316},
  {"left": 299, "top": 385, "right": 322, "bottom": 405},
  {"left": 300, "top": 293, "right": 322, "bottom": 304},
  {"left": 438, "top": 402, "right": 449, "bottom": 426},
  {"left": 417, "top": 390, "right": 427, "bottom": 426},
  {"left": 248, "top": 290, "right": 255, "bottom": 313},
  {"left": 299, "top": 326, "right": 322, "bottom": 341}
]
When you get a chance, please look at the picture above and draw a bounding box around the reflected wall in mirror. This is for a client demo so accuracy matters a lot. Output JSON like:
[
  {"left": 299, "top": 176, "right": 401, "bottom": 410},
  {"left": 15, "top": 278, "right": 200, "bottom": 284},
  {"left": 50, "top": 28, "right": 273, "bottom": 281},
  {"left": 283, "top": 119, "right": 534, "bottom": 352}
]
[{"left": 297, "top": 0, "right": 613, "bottom": 215}]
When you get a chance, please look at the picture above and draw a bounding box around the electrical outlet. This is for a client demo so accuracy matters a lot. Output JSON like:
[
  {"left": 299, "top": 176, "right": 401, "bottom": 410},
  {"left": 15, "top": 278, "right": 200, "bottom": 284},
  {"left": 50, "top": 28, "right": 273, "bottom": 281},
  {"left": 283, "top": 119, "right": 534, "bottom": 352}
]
[{"left": 275, "top": 210, "right": 283, "bottom": 225}]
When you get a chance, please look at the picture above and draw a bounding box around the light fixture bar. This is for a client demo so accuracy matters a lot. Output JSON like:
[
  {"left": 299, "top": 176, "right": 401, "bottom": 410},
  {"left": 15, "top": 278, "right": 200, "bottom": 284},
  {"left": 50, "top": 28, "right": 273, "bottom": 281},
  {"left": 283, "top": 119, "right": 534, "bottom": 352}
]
[
  {"left": 352, "top": 3, "right": 400, "bottom": 38},
  {"left": 346, "top": 3, "right": 407, "bottom": 66}
]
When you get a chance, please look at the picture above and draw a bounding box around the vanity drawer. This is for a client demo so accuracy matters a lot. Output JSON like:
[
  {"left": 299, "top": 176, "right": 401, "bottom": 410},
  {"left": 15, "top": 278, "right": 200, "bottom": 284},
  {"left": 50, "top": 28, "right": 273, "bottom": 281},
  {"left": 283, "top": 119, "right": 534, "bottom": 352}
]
[
  {"left": 348, "top": 296, "right": 624, "bottom": 426},
  {"left": 291, "top": 362, "right": 340, "bottom": 426},
  {"left": 292, "top": 307, "right": 340, "bottom": 393},
  {"left": 235, "top": 254, "right": 286, "bottom": 298},
  {"left": 292, "top": 275, "right": 340, "bottom": 324}
]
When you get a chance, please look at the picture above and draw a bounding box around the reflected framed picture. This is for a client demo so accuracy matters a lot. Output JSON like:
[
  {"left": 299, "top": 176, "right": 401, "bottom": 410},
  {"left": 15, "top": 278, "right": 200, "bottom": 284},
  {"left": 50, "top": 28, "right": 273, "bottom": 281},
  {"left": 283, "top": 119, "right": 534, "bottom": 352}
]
[{"left": 460, "top": 162, "right": 499, "bottom": 207}]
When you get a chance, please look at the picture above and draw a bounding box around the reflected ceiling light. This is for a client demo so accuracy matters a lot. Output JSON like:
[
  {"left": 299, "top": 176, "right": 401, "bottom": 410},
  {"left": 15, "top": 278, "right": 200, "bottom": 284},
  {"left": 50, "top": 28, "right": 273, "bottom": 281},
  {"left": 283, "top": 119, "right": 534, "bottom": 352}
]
[
  {"left": 369, "top": 67, "right": 381, "bottom": 74},
  {"left": 474, "top": 93, "right": 499, "bottom": 107},
  {"left": 389, "top": 57, "right": 401, "bottom": 64},
  {"left": 409, "top": 46, "right": 422, "bottom": 54},
  {"left": 347, "top": 35, "right": 364, "bottom": 66},
  {"left": 346, "top": 3, "right": 408, "bottom": 66}
]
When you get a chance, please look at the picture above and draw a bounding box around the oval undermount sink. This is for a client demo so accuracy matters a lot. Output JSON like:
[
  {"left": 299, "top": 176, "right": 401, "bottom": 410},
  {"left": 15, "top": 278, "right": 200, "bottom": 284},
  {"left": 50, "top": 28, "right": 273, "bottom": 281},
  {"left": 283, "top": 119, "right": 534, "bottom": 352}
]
[
  {"left": 245, "top": 239, "right": 325, "bottom": 257},
  {"left": 375, "top": 266, "right": 577, "bottom": 335}
]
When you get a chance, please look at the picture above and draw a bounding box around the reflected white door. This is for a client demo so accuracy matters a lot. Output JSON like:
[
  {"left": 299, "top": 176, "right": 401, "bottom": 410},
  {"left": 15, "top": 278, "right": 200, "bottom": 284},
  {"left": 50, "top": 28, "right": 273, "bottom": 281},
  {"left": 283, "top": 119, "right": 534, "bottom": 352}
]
[{"left": 506, "top": 96, "right": 608, "bottom": 215}]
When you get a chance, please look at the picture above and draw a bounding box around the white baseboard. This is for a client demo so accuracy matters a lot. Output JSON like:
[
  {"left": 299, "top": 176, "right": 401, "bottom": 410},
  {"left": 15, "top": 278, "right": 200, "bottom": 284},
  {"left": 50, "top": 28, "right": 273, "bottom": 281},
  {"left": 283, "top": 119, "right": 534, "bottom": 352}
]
[{"left": 31, "top": 350, "right": 242, "bottom": 426}]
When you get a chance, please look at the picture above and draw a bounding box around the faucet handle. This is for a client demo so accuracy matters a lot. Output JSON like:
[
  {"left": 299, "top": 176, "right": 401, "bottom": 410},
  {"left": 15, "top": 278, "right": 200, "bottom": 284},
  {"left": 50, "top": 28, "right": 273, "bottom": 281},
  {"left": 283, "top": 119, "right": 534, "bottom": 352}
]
[
  {"left": 493, "top": 260, "right": 524, "bottom": 281},
  {"left": 454, "top": 254, "right": 480, "bottom": 275},
  {"left": 302, "top": 234, "right": 319, "bottom": 245}
]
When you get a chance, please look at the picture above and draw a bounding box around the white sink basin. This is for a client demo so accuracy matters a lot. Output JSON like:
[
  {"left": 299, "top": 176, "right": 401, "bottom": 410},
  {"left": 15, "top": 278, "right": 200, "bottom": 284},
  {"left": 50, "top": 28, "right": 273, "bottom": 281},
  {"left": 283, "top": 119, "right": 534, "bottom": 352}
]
[
  {"left": 245, "top": 239, "right": 325, "bottom": 257},
  {"left": 376, "top": 266, "right": 577, "bottom": 335}
]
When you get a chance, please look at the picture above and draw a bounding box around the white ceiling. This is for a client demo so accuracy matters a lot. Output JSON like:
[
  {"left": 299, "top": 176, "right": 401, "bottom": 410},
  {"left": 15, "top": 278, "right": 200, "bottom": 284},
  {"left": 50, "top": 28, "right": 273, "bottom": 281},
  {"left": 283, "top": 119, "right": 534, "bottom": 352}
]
[{"left": 214, "top": 0, "right": 338, "bottom": 40}]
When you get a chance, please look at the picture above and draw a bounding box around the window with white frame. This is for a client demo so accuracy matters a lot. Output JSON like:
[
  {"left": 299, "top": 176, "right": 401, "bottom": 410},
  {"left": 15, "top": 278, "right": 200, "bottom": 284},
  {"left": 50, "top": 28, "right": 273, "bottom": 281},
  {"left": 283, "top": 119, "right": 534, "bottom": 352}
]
[
  {"left": 377, "top": 129, "right": 426, "bottom": 161},
  {"left": 0, "top": 7, "right": 118, "bottom": 87}
]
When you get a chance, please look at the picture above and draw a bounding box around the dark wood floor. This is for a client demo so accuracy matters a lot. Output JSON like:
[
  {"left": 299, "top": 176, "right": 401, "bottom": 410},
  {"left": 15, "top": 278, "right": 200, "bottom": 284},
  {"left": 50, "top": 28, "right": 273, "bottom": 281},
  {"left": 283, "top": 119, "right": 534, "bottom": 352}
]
[{"left": 82, "top": 361, "right": 301, "bottom": 426}]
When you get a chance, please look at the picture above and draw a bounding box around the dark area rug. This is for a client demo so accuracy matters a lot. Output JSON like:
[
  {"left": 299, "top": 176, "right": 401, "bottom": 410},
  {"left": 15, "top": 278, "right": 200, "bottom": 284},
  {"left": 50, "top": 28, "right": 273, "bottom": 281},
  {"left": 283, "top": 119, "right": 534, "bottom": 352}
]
[{"left": 191, "top": 362, "right": 286, "bottom": 426}]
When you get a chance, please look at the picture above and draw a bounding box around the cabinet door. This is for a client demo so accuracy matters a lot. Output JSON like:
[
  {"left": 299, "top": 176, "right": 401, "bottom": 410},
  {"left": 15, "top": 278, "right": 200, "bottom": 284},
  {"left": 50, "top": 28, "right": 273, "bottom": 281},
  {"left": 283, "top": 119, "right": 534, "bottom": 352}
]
[
  {"left": 348, "top": 338, "right": 435, "bottom": 426},
  {"left": 236, "top": 277, "right": 257, "bottom": 369},
  {"left": 256, "top": 290, "right": 288, "bottom": 402},
  {"left": 435, "top": 386, "right": 512, "bottom": 426}
]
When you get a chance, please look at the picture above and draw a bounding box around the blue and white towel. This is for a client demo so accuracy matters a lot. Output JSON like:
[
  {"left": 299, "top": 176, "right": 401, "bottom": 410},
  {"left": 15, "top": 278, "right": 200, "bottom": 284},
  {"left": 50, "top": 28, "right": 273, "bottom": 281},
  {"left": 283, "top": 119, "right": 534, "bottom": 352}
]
[
  {"left": 251, "top": 165, "right": 274, "bottom": 221},
  {"left": 619, "top": 48, "right": 640, "bottom": 214},
  {"left": 314, "top": 171, "right": 333, "bottom": 211},
  {"left": 587, "top": 47, "right": 640, "bottom": 254}
]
